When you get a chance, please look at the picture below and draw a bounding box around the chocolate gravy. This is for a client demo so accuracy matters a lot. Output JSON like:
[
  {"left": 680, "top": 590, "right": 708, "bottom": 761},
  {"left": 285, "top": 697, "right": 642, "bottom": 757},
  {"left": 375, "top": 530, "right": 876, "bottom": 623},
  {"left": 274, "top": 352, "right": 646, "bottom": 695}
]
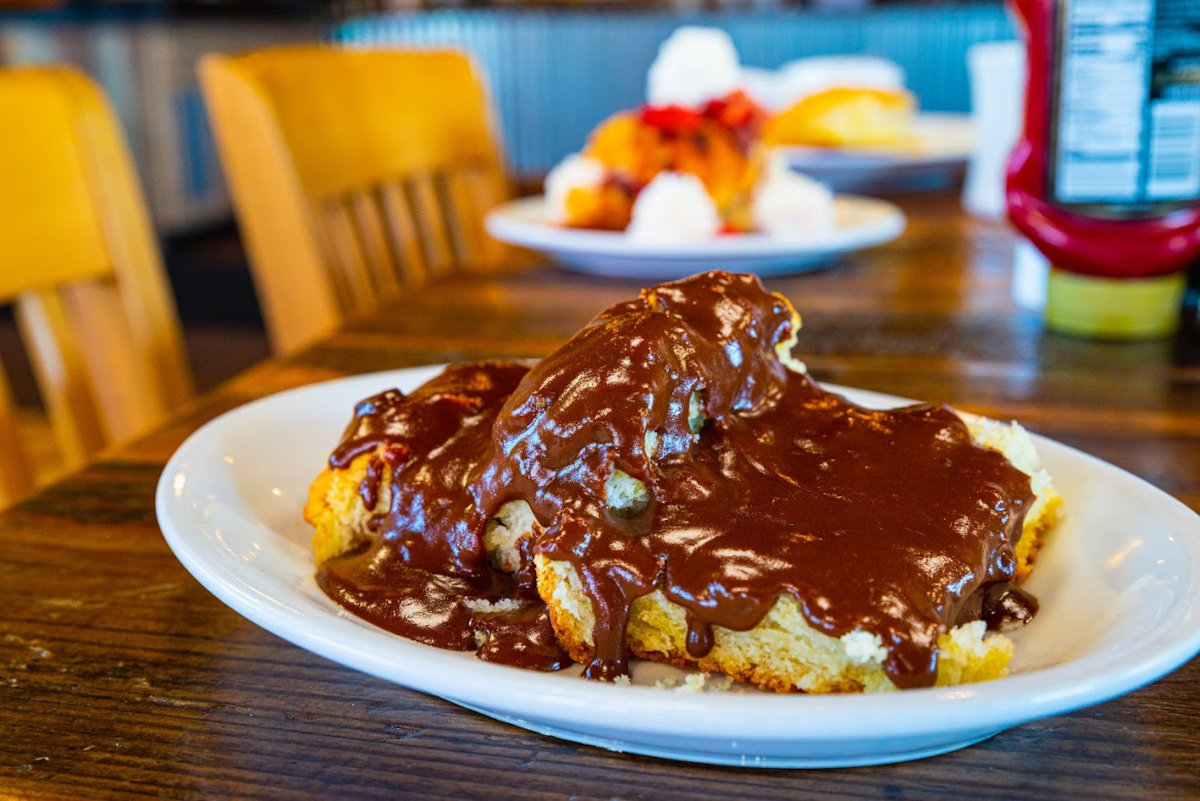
[
  {"left": 317, "top": 272, "right": 1036, "bottom": 689},
  {"left": 318, "top": 363, "right": 570, "bottom": 671}
]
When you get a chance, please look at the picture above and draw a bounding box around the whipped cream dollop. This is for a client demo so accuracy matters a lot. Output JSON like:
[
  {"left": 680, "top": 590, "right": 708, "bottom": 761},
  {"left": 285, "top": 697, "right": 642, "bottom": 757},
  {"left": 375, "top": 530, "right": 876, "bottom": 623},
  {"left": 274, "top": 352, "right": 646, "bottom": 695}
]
[
  {"left": 543, "top": 153, "right": 606, "bottom": 225},
  {"left": 646, "top": 26, "right": 741, "bottom": 109},
  {"left": 627, "top": 172, "right": 721, "bottom": 242},
  {"left": 752, "top": 159, "right": 835, "bottom": 238}
]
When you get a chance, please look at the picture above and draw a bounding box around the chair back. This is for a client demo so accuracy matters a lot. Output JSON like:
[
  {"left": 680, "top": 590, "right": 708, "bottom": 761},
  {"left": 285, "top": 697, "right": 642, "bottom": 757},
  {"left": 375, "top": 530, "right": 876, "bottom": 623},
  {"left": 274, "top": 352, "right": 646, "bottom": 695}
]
[
  {"left": 200, "top": 45, "right": 511, "bottom": 353},
  {"left": 0, "top": 66, "right": 194, "bottom": 504}
]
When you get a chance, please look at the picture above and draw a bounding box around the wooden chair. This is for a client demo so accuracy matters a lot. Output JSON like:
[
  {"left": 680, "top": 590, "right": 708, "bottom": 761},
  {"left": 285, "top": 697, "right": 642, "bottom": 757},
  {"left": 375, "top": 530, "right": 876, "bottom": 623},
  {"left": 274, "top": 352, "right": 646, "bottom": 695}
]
[
  {"left": 199, "top": 45, "right": 512, "bottom": 354},
  {"left": 0, "top": 66, "right": 194, "bottom": 505}
]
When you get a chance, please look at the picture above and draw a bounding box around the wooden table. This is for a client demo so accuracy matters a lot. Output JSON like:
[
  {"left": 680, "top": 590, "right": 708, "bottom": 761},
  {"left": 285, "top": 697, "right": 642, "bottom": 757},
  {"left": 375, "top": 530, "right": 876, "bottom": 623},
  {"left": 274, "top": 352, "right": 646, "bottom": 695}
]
[{"left": 3, "top": 193, "right": 1198, "bottom": 799}]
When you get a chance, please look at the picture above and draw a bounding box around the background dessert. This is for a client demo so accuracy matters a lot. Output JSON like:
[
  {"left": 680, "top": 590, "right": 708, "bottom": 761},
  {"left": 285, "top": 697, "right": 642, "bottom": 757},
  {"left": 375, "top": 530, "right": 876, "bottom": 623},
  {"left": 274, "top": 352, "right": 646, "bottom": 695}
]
[
  {"left": 763, "top": 86, "right": 917, "bottom": 151},
  {"left": 544, "top": 27, "right": 836, "bottom": 240},
  {"left": 751, "top": 55, "right": 919, "bottom": 152}
]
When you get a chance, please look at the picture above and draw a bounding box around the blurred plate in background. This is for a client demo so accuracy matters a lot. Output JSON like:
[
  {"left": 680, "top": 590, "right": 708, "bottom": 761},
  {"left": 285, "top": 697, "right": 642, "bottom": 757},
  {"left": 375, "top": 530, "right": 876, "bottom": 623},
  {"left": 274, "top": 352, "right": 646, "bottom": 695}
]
[
  {"left": 485, "top": 195, "right": 905, "bottom": 280},
  {"left": 776, "top": 112, "right": 973, "bottom": 193}
]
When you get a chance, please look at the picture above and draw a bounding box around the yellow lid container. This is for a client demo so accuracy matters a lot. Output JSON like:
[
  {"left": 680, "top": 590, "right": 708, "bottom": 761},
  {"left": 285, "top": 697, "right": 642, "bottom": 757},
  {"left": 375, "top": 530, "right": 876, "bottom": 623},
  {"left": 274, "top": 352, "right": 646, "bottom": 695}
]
[{"left": 1045, "top": 268, "right": 1186, "bottom": 340}]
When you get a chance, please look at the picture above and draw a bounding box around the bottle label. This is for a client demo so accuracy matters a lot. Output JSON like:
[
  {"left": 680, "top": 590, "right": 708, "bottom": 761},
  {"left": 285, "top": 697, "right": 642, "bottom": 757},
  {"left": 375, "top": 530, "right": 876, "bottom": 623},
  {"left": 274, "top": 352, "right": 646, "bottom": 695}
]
[{"left": 1051, "top": 0, "right": 1200, "bottom": 217}]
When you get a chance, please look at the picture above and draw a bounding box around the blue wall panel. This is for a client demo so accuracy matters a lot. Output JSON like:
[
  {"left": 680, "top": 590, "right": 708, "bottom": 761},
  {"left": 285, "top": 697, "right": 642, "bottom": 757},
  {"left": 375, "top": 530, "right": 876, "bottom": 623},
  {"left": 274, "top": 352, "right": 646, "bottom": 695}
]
[{"left": 335, "top": 8, "right": 1016, "bottom": 177}]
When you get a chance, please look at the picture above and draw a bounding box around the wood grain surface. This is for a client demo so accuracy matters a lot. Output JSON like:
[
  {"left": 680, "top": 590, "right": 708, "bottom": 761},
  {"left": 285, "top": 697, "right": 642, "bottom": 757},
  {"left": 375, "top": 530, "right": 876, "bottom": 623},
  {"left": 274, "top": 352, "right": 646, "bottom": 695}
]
[{"left": 2, "top": 192, "right": 1198, "bottom": 800}]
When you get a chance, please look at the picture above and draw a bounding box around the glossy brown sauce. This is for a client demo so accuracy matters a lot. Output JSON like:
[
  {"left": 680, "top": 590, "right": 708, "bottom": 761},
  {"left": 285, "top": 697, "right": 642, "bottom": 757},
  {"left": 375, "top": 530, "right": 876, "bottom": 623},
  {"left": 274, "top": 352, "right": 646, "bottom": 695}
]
[
  {"left": 317, "top": 272, "right": 1036, "bottom": 688},
  {"left": 318, "top": 364, "right": 570, "bottom": 671}
]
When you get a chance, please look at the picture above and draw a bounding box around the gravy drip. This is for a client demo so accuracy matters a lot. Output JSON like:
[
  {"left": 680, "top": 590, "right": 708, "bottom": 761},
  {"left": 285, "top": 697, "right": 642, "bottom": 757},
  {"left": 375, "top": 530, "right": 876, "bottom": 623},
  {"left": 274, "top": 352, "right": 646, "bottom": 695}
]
[
  {"left": 317, "top": 363, "right": 570, "bottom": 671},
  {"left": 317, "top": 272, "right": 1037, "bottom": 688}
]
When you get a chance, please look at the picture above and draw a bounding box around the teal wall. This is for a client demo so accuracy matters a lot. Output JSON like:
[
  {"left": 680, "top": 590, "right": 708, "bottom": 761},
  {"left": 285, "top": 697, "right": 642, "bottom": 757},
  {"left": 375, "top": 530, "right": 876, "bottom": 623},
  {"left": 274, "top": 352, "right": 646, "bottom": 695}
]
[{"left": 335, "top": 7, "right": 1017, "bottom": 177}]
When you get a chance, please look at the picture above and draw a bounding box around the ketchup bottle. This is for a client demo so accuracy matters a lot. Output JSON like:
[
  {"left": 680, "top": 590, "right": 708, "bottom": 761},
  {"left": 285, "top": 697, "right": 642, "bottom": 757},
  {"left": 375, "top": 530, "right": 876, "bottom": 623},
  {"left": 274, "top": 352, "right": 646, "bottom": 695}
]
[{"left": 1007, "top": 0, "right": 1200, "bottom": 338}]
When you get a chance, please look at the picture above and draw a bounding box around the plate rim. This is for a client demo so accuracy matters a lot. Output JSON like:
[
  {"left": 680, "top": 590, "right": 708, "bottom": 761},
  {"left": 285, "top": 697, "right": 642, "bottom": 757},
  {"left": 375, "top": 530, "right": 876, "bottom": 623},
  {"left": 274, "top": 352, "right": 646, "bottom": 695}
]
[
  {"left": 484, "top": 195, "right": 906, "bottom": 259},
  {"left": 155, "top": 366, "right": 1200, "bottom": 758}
]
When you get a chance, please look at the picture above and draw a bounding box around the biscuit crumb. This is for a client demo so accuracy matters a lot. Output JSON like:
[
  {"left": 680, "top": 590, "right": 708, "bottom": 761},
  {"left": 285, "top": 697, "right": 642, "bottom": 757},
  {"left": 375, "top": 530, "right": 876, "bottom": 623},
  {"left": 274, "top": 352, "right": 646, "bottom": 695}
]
[{"left": 841, "top": 630, "right": 887, "bottom": 665}]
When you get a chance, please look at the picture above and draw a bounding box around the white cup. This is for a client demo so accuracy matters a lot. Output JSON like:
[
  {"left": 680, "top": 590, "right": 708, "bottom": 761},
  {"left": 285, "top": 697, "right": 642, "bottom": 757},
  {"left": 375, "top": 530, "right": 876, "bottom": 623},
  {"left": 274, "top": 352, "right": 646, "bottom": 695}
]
[{"left": 964, "top": 40, "right": 1026, "bottom": 220}]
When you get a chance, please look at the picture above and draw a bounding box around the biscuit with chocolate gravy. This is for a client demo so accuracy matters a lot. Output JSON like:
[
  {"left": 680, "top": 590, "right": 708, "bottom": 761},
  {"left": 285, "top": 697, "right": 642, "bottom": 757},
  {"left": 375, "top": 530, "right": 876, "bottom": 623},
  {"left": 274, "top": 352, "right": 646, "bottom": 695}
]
[
  {"left": 306, "top": 271, "right": 1060, "bottom": 693},
  {"left": 531, "top": 409, "right": 1059, "bottom": 693}
]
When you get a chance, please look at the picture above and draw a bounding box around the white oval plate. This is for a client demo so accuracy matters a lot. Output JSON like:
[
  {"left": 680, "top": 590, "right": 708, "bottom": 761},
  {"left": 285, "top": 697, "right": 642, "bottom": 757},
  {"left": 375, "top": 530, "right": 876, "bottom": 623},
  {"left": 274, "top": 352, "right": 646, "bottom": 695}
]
[
  {"left": 775, "top": 113, "right": 973, "bottom": 193},
  {"left": 484, "top": 195, "right": 904, "bottom": 280},
  {"left": 156, "top": 366, "right": 1200, "bottom": 769}
]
